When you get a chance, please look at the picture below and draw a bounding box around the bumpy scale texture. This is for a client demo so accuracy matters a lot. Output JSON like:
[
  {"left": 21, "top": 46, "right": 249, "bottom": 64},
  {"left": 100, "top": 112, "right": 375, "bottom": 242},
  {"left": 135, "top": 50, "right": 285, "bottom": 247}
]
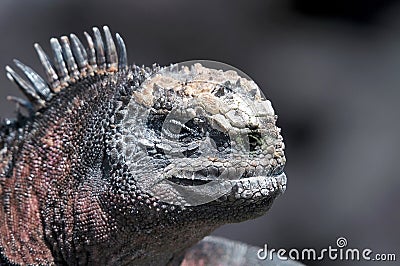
[{"left": 0, "top": 26, "right": 286, "bottom": 265}]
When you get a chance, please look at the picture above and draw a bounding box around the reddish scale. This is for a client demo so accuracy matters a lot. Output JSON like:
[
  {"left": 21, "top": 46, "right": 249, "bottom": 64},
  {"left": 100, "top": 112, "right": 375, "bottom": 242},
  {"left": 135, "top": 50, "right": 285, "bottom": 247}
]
[{"left": 0, "top": 72, "right": 123, "bottom": 264}]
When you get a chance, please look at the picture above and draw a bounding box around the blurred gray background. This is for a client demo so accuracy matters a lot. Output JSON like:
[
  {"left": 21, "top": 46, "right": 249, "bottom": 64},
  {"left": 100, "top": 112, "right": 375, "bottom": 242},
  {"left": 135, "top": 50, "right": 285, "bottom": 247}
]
[{"left": 0, "top": 0, "right": 399, "bottom": 265}]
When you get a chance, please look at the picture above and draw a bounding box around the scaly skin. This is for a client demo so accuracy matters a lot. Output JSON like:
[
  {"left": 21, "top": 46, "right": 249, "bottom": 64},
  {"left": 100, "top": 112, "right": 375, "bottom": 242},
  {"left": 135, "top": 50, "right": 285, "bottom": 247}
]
[{"left": 0, "top": 27, "right": 286, "bottom": 265}]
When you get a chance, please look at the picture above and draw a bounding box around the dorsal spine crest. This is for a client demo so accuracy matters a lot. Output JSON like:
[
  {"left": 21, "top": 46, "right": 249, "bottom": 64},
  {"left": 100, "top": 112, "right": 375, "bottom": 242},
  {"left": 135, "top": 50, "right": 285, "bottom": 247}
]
[{"left": 5, "top": 25, "right": 128, "bottom": 114}]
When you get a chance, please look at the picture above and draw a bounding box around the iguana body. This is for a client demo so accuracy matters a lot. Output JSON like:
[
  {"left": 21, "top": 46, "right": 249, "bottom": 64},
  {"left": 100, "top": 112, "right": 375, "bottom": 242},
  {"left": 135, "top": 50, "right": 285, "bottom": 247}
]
[{"left": 0, "top": 26, "right": 287, "bottom": 265}]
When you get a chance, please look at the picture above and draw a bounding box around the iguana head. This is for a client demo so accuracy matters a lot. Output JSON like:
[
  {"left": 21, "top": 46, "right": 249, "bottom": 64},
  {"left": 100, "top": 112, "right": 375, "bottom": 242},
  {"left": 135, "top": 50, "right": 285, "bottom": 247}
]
[{"left": 112, "top": 60, "right": 286, "bottom": 223}]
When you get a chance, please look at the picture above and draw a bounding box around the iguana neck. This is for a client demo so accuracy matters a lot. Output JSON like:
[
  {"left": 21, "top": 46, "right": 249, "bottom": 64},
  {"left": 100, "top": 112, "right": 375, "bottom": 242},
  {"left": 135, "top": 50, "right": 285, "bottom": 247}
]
[{"left": 0, "top": 73, "right": 122, "bottom": 265}]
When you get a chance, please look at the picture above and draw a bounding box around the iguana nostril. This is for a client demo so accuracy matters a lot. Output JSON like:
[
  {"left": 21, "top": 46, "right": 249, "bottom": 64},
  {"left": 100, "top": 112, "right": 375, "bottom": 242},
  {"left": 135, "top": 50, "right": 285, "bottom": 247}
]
[{"left": 248, "top": 131, "right": 263, "bottom": 152}]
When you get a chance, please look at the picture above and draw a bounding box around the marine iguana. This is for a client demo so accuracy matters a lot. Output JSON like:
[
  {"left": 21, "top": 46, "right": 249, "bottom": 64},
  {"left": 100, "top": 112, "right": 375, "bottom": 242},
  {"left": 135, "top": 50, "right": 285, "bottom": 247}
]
[{"left": 0, "top": 26, "right": 287, "bottom": 265}]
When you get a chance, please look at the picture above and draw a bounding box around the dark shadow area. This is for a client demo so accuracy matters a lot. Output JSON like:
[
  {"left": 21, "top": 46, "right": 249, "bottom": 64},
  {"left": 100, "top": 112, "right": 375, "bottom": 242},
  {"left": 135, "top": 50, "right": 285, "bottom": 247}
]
[{"left": 291, "top": 0, "right": 399, "bottom": 23}]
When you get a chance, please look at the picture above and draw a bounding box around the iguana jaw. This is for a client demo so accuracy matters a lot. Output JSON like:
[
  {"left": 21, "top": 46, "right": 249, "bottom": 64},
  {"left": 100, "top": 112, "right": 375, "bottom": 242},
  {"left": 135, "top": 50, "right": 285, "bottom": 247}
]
[
  {"left": 230, "top": 172, "right": 287, "bottom": 199},
  {"left": 167, "top": 168, "right": 286, "bottom": 201}
]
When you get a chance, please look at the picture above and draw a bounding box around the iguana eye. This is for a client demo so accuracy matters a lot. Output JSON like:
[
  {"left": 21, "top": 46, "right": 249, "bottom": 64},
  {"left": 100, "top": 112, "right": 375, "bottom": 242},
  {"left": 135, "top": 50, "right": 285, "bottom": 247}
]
[
  {"left": 178, "top": 117, "right": 206, "bottom": 142},
  {"left": 208, "top": 127, "right": 231, "bottom": 152},
  {"left": 161, "top": 118, "right": 203, "bottom": 141},
  {"left": 146, "top": 109, "right": 168, "bottom": 135},
  {"left": 146, "top": 110, "right": 206, "bottom": 141}
]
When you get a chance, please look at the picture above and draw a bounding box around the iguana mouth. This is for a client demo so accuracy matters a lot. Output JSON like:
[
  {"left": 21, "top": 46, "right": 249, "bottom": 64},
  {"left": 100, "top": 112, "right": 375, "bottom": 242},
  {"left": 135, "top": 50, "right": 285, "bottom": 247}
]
[
  {"left": 231, "top": 172, "right": 287, "bottom": 200},
  {"left": 169, "top": 175, "right": 213, "bottom": 186},
  {"left": 167, "top": 165, "right": 286, "bottom": 193}
]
